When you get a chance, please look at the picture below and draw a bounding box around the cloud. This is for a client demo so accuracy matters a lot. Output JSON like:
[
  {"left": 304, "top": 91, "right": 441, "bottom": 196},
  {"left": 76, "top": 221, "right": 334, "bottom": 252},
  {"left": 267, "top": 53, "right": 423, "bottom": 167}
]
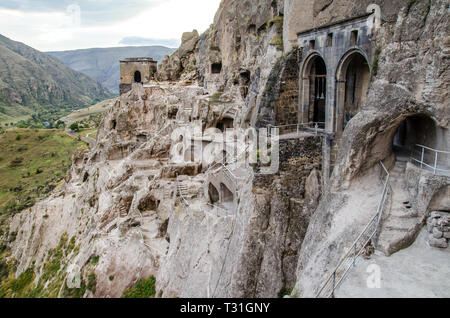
[
  {"left": 0, "top": 0, "right": 165, "bottom": 26},
  {"left": 0, "top": 0, "right": 221, "bottom": 51},
  {"left": 119, "top": 37, "right": 180, "bottom": 48}
]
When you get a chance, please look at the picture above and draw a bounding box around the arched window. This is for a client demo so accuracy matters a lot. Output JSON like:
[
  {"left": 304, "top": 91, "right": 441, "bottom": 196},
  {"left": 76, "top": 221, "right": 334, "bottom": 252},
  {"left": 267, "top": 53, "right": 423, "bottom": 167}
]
[
  {"left": 336, "top": 51, "right": 370, "bottom": 133},
  {"left": 301, "top": 54, "right": 327, "bottom": 126}
]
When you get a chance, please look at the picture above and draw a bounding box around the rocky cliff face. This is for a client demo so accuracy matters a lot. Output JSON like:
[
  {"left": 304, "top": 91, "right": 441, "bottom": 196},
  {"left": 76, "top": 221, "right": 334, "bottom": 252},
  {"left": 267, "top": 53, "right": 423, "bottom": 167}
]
[{"left": 2, "top": 0, "right": 449, "bottom": 298}]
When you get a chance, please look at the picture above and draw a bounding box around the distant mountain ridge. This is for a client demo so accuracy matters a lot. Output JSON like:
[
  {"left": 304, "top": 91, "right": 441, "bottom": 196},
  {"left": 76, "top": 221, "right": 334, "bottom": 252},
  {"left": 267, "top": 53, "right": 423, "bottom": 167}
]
[
  {"left": 47, "top": 46, "right": 176, "bottom": 94},
  {"left": 0, "top": 34, "right": 112, "bottom": 123}
]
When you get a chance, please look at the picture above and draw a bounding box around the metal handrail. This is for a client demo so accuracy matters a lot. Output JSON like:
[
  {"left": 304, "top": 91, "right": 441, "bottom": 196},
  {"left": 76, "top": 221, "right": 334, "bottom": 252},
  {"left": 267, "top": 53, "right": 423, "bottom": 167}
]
[
  {"left": 411, "top": 144, "right": 450, "bottom": 175},
  {"left": 316, "top": 161, "right": 390, "bottom": 298},
  {"left": 267, "top": 122, "right": 327, "bottom": 138},
  {"left": 415, "top": 144, "right": 450, "bottom": 154}
]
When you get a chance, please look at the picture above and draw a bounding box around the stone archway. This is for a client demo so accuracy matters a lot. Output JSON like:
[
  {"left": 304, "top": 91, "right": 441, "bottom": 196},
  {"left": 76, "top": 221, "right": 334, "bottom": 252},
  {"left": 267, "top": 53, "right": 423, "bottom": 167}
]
[
  {"left": 300, "top": 53, "right": 327, "bottom": 126},
  {"left": 336, "top": 50, "right": 371, "bottom": 135}
]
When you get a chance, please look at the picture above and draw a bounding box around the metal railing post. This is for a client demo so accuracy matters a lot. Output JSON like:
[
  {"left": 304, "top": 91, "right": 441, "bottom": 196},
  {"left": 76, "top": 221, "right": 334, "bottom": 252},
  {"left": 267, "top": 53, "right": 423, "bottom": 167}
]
[
  {"left": 420, "top": 147, "right": 425, "bottom": 169},
  {"left": 331, "top": 272, "right": 336, "bottom": 298},
  {"left": 434, "top": 152, "right": 438, "bottom": 175}
]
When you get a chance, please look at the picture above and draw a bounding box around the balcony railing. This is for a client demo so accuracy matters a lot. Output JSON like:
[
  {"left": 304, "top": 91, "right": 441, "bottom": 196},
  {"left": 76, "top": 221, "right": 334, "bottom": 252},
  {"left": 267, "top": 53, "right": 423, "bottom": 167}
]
[{"left": 410, "top": 144, "right": 450, "bottom": 176}]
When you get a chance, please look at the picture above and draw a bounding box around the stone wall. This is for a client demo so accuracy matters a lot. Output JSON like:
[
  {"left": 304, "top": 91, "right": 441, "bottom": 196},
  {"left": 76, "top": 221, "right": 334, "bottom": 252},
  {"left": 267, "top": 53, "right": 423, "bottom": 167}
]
[
  {"left": 241, "top": 135, "right": 323, "bottom": 297},
  {"left": 275, "top": 49, "right": 300, "bottom": 127}
]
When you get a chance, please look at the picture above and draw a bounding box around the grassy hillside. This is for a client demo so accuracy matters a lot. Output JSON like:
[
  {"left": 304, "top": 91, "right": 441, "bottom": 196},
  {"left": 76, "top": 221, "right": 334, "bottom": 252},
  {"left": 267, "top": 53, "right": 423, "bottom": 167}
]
[
  {"left": 47, "top": 46, "right": 175, "bottom": 94},
  {"left": 0, "top": 129, "right": 87, "bottom": 231},
  {"left": 66, "top": 98, "right": 115, "bottom": 123},
  {"left": 0, "top": 34, "right": 113, "bottom": 125}
]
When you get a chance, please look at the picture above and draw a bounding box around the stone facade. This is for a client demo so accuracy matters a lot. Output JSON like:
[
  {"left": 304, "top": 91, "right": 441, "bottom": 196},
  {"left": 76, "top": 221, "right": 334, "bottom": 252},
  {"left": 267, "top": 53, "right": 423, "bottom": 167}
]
[
  {"left": 297, "top": 8, "right": 379, "bottom": 134},
  {"left": 119, "top": 58, "right": 158, "bottom": 95}
]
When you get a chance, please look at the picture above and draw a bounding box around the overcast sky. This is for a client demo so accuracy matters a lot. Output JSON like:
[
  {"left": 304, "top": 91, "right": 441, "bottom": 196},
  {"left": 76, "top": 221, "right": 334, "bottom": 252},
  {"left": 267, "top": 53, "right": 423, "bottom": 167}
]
[{"left": 0, "top": 0, "right": 221, "bottom": 51}]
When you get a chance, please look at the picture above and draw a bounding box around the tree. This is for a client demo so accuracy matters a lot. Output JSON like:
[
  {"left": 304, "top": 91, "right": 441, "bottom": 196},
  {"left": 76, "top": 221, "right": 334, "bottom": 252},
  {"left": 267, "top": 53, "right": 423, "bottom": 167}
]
[{"left": 70, "top": 123, "right": 79, "bottom": 132}]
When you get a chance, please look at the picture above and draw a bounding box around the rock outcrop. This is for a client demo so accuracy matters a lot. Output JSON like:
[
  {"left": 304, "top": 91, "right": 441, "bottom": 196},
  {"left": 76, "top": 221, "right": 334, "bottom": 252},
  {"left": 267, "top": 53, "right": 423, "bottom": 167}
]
[{"left": 157, "top": 30, "right": 200, "bottom": 82}]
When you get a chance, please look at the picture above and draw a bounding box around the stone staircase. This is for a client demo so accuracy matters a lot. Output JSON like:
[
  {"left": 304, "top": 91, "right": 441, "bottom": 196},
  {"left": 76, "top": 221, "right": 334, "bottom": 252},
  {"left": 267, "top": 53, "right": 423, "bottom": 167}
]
[
  {"left": 378, "top": 157, "right": 423, "bottom": 256},
  {"left": 178, "top": 183, "right": 190, "bottom": 198}
]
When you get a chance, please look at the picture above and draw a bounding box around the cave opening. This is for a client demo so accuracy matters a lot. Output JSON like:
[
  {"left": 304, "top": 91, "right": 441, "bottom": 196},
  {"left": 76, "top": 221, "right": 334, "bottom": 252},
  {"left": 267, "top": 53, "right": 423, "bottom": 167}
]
[
  {"left": 211, "top": 63, "right": 222, "bottom": 74},
  {"left": 216, "top": 118, "right": 234, "bottom": 132},
  {"left": 134, "top": 71, "right": 142, "bottom": 83},
  {"left": 393, "top": 115, "right": 439, "bottom": 162},
  {"left": 239, "top": 69, "right": 251, "bottom": 99}
]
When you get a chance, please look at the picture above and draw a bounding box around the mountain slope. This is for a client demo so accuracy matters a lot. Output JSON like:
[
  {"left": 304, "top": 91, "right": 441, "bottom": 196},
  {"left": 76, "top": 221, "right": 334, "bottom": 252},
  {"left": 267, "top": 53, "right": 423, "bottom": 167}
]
[
  {"left": 47, "top": 46, "right": 176, "bottom": 94},
  {"left": 0, "top": 34, "right": 112, "bottom": 123}
]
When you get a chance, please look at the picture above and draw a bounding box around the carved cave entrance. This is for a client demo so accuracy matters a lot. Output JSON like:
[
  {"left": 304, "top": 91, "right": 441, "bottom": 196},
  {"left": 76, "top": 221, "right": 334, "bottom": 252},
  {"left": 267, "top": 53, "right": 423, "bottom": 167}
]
[
  {"left": 216, "top": 118, "right": 234, "bottom": 132},
  {"left": 393, "top": 115, "right": 439, "bottom": 161},
  {"left": 211, "top": 63, "right": 222, "bottom": 74}
]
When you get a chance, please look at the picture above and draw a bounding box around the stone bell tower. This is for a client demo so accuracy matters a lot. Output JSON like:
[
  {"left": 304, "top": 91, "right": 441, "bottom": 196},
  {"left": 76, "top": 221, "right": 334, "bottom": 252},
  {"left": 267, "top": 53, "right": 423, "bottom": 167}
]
[{"left": 119, "top": 57, "right": 158, "bottom": 95}]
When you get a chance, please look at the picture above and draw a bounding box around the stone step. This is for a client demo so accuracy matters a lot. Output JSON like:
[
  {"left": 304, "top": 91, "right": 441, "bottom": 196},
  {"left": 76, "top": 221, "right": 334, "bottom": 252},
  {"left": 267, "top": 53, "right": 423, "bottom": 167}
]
[{"left": 382, "top": 216, "right": 420, "bottom": 232}]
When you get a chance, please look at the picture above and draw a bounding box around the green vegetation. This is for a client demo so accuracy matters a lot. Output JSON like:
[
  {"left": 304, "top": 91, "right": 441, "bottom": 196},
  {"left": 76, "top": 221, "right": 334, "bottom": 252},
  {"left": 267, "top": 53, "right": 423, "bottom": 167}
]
[
  {"left": 208, "top": 93, "right": 232, "bottom": 106},
  {"left": 70, "top": 123, "right": 80, "bottom": 132},
  {"left": 372, "top": 46, "right": 383, "bottom": 77},
  {"left": 87, "top": 272, "right": 97, "bottom": 294},
  {"left": 278, "top": 286, "right": 293, "bottom": 298},
  {"left": 267, "top": 16, "right": 284, "bottom": 30},
  {"left": 68, "top": 237, "right": 76, "bottom": 253},
  {"left": 270, "top": 35, "right": 284, "bottom": 51},
  {"left": 0, "top": 129, "right": 85, "bottom": 236},
  {"left": 0, "top": 232, "right": 99, "bottom": 298},
  {"left": 90, "top": 255, "right": 99, "bottom": 266},
  {"left": 122, "top": 276, "right": 156, "bottom": 298},
  {"left": 0, "top": 233, "right": 69, "bottom": 298}
]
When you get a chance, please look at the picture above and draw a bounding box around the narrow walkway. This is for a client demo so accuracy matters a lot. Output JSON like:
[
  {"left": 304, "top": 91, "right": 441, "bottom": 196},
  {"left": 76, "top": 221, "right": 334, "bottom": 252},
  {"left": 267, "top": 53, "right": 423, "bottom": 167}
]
[
  {"left": 66, "top": 130, "right": 96, "bottom": 148},
  {"left": 335, "top": 228, "right": 450, "bottom": 298}
]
